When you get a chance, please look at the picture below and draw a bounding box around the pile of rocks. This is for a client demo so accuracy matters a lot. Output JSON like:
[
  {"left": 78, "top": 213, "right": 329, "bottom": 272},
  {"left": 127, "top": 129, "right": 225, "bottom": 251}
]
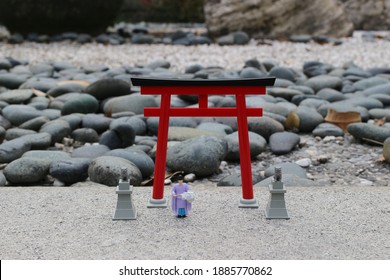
[
  {"left": 1, "top": 23, "right": 252, "bottom": 46},
  {"left": 0, "top": 55, "right": 390, "bottom": 187},
  {"left": 7, "top": 22, "right": 387, "bottom": 46}
]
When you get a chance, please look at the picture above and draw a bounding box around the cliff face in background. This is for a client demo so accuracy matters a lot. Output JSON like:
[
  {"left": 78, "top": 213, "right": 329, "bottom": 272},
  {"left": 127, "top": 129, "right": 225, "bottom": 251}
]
[
  {"left": 118, "top": 0, "right": 205, "bottom": 23},
  {"left": 204, "top": 0, "right": 355, "bottom": 39},
  {"left": 339, "top": 0, "right": 390, "bottom": 30},
  {"left": 0, "top": 0, "right": 124, "bottom": 35}
]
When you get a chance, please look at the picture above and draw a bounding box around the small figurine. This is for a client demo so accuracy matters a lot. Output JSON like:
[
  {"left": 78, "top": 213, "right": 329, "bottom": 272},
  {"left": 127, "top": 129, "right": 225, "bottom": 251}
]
[{"left": 171, "top": 175, "right": 194, "bottom": 218}]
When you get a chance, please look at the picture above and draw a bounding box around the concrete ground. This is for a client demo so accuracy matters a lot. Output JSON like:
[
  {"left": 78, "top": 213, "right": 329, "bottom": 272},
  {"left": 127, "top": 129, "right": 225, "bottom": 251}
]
[{"left": 0, "top": 182, "right": 389, "bottom": 260}]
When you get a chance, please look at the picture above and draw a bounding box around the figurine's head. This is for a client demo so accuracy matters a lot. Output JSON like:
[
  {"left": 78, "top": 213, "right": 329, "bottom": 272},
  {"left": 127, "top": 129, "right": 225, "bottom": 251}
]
[{"left": 177, "top": 174, "right": 184, "bottom": 183}]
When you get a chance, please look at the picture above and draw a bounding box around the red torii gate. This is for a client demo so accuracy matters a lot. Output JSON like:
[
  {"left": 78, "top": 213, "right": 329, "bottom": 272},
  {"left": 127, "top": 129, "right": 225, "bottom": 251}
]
[{"left": 130, "top": 77, "right": 275, "bottom": 208}]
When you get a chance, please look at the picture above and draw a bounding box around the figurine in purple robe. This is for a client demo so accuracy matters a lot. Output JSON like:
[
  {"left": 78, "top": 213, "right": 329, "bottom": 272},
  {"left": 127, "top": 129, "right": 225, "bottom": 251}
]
[{"left": 171, "top": 175, "right": 192, "bottom": 218}]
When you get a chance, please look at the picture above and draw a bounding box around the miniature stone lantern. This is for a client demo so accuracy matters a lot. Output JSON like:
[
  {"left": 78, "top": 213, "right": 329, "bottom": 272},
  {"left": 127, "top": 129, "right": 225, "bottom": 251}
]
[
  {"left": 113, "top": 168, "right": 137, "bottom": 220},
  {"left": 265, "top": 167, "right": 290, "bottom": 219}
]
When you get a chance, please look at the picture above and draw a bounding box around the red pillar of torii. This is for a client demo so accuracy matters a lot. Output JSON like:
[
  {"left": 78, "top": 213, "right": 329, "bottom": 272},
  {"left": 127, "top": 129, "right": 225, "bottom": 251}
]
[{"left": 130, "top": 77, "right": 275, "bottom": 208}]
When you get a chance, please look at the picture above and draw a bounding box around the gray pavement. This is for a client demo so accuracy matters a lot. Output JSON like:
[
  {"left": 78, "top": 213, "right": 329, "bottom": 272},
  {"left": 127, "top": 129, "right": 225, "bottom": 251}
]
[{"left": 1, "top": 182, "right": 389, "bottom": 260}]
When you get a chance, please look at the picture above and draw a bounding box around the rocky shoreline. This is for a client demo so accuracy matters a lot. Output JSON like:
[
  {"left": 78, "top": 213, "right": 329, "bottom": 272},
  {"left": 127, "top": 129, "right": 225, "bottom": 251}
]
[{"left": 0, "top": 35, "right": 390, "bottom": 188}]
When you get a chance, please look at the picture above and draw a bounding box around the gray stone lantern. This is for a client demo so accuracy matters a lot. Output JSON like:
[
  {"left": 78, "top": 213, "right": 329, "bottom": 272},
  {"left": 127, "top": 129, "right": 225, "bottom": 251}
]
[
  {"left": 113, "top": 168, "right": 137, "bottom": 220},
  {"left": 265, "top": 167, "right": 290, "bottom": 219}
]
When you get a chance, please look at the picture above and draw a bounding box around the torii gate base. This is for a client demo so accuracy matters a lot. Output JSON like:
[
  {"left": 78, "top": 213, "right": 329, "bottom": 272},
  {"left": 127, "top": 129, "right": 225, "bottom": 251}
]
[{"left": 131, "top": 77, "right": 275, "bottom": 208}]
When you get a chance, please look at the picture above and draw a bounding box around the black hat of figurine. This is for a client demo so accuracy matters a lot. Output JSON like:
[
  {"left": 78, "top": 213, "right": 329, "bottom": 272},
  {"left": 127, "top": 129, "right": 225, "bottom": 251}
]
[{"left": 177, "top": 174, "right": 184, "bottom": 181}]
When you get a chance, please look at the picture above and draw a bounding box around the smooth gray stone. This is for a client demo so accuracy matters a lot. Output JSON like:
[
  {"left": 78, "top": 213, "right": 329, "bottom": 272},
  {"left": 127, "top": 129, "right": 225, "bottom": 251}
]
[
  {"left": 354, "top": 77, "right": 389, "bottom": 91},
  {"left": 0, "top": 89, "right": 33, "bottom": 104},
  {"left": 185, "top": 64, "right": 204, "bottom": 74},
  {"left": 29, "top": 63, "right": 54, "bottom": 76},
  {"left": 197, "top": 122, "right": 233, "bottom": 135},
  {"left": 166, "top": 136, "right": 228, "bottom": 177},
  {"left": 369, "top": 94, "right": 390, "bottom": 106},
  {"left": 269, "top": 132, "right": 300, "bottom": 155},
  {"left": 274, "top": 78, "right": 294, "bottom": 87},
  {"left": 305, "top": 75, "right": 342, "bottom": 92},
  {"left": 362, "top": 82, "right": 390, "bottom": 95},
  {"left": 109, "top": 122, "right": 136, "bottom": 147},
  {"left": 52, "top": 61, "right": 77, "bottom": 71},
  {"left": 2, "top": 105, "right": 43, "bottom": 126},
  {"left": 82, "top": 114, "right": 112, "bottom": 134},
  {"left": 0, "top": 58, "right": 11, "bottom": 70},
  {"left": 105, "top": 149, "right": 154, "bottom": 179},
  {"left": 291, "top": 95, "right": 322, "bottom": 105},
  {"left": 22, "top": 150, "right": 70, "bottom": 164},
  {"left": 384, "top": 137, "right": 390, "bottom": 163},
  {"left": 217, "top": 173, "right": 263, "bottom": 187},
  {"left": 103, "top": 94, "right": 157, "bottom": 115},
  {"left": 269, "top": 66, "right": 296, "bottom": 82},
  {"left": 343, "top": 67, "right": 372, "bottom": 78},
  {"left": 262, "top": 102, "right": 293, "bottom": 117},
  {"left": 88, "top": 156, "right": 142, "bottom": 186},
  {"left": 39, "top": 119, "right": 71, "bottom": 144},
  {"left": 3, "top": 157, "right": 50, "bottom": 184},
  {"left": 0, "top": 73, "right": 29, "bottom": 89},
  {"left": 41, "top": 109, "right": 61, "bottom": 120},
  {"left": 0, "top": 126, "right": 5, "bottom": 143},
  {"left": 224, "top": 131, "right": 267, "bottom": 161},
  {"left": 369, "top": 108, "right": 390, "bottom": 121},
  {"left": 247, "top": 116, "right": 284, "bottom": 140},
  {"left": 296, "top": 106, "right": 324, "bottom": 132},
  {"left": 20, "top": 132, "right": 52, "bottom": 150},
  {"left": 0, "top": 138, "right": 31, "bottom": 163},
  {"left": 316, "top": 88, "right": 346, "bottom": 102},
  {"left": 217, "top": 34, "right": 234, "bottom": 45},
  {"left": 71, "top": 144, "right": 110, "bottom": 159},
  {"left": 255, "top": 174, "right": 322, "bottom": 187},
  {"left": 239, "top": 67, "right": 266, "bottom": 78},
  {"left": 49, "top": 158, "right": 91, "bottom": 185},
  {"left": 288, "top": 85, "right": 315, "bottom": 96},
  {"left": 59, "top": 114, "right": 83, "bottom": 131},
  {"left": 0, "top": 171, "right": 6, "bottom": 186},
  {"left": 264, "top": 162, "right": 307, "bottom": 179},
  {"left": 47, "top": 83, "right": 86, "bottom": 97},
  {"left": 61, "top": 94, "right": 98, "bottom": 115},
  {"left": 347, "top": 123, "right": 390, "bottom": 143},
  {"left": 131, "top": 33, "right": 155, "bottom": 44},
  {"left": 19, "top": 79, "right": 57, "bottom": 92},
  {"left": 267, "top": 87, "right": 303, "bottom": 101},
  {"left": 99, "top": 130, "right": 122, "bottom": 150},
  {"left": 110, "top": 116, "right": 147, "bottom": 136},
  {"left": 19, "top": 116, "right": 50, "bottom": 131},
  {"left": 167, "top": 127, "right": 224, "bottom": 141},
  {"left": 84, "top": 78, "right": 131, "bottom": 100},
  {"left": 332, "top": 97, "right": 383, "bottom": 110},
  {"left": 50, "top": 92, "right": 82, "bottom": 110},
  {"left": 147, "top": 117, "right": 197, "bottom": 135},
  {"left": 232, "top": 31, "right": 250, "bottom": 45},
  {"left": 299, "top": 98, "right": 330, "bottom": 109},
  {"left": 145, "top": 60, "right": 171, "bottom": 70},
  {"left": 5, "top": 128, "right": 36, "bottom": 140},
  {"left": 289, "top": 34, "right": 311, "bottom": 43},
  {"left": 312, "top": 123, "right": 344, "bottom": 137},
  {"left": 71, "top": 128, "right": 99, "bottom": 143}
]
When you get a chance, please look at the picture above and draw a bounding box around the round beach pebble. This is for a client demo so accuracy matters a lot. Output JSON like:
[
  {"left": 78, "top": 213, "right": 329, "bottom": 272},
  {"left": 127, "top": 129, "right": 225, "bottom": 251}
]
[
  {"left": 88, "top": 156, "right": 142, "bottom": 186},
  {"left": 50, "top": 158, "right": 91, "bottom": 185},
  {"left": 3, "top": 157, "right": 50, "bottom": 184}
]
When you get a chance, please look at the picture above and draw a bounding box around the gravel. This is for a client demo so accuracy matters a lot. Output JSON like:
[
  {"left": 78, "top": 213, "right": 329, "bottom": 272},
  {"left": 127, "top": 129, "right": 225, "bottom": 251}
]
[
  {"left": 0, "top": 182, "right": 389, "bottom": 260},
  {"left": 1, "top": 32, "right": 390, "bottom": 72}
]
